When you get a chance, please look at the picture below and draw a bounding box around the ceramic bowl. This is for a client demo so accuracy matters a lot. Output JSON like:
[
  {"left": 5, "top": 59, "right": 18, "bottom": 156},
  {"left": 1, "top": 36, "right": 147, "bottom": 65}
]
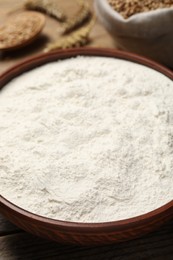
[{"left": 0, "top": 48, "right": 173, "bottom": 245}]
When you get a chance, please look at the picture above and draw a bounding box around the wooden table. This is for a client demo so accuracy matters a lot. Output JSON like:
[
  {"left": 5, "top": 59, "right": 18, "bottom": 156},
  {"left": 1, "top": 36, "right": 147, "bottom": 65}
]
[
  {"left": 0, "top": 0, "right": 115, "bottom": 75},
  {"left": 0, "top": 1, "right": 173, "bottom": 259},
  {"left": 0, "top": 214, "right": 173, "bottom": 259}
]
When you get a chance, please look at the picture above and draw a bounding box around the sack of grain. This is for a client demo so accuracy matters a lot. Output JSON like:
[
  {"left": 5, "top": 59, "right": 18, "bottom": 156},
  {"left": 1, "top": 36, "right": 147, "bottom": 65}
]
[{"left": 95, "top": 0, "right": 173, "bottom": 68}]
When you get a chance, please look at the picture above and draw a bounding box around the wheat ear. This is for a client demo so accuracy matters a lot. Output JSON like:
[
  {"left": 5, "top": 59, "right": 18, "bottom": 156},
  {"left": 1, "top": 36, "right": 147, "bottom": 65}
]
[
  {"left": 61, "top": 0, "right": 91, "bottom": 34},
  {"left": 44, "top": 17, "right": 95, "bottom": 52},
  {"left": 24, "top": 0, "right": 66, "bottom": 22}
]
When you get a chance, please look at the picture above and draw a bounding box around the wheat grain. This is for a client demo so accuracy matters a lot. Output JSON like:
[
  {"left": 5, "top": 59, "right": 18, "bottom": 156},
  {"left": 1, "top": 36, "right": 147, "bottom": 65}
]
[
  {"left": 0, "top": 12, "right": 45, "bottom": 50},
  {"left": 108, "top": 0, "right": 173, "bottom": 19}
]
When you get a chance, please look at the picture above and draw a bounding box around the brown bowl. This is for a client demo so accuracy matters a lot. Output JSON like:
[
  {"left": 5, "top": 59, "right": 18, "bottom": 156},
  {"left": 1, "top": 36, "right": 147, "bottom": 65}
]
[{"left": 0, "top": 48, "right": 173, "bottom": 246}]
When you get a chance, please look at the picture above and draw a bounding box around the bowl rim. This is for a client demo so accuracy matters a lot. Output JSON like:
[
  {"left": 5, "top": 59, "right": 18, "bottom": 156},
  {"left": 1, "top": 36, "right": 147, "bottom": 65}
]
[{"left": 0, "top": 47, "right": 173, "bottom": 231}]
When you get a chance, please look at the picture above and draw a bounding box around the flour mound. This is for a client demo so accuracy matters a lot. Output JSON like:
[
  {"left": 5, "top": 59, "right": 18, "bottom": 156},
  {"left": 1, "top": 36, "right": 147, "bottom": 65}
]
[{"left": 0, "top": 56, "right": 173, "bottom": 222}]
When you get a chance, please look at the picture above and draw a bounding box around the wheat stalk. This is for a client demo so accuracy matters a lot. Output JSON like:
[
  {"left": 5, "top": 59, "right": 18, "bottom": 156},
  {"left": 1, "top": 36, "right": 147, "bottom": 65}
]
[
  {"left": 44, "top": 17, "right": 95, "bottom": 52},
  {"left": 61, "top": 0, "right": 91, "bottom": 34},
  {"left": 24, "top": 0, "right": 66, "bottom": 22}
]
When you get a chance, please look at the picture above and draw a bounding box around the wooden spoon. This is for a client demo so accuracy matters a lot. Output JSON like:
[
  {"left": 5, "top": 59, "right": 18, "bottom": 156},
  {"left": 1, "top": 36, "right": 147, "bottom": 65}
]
[{"left": 0, "top": 11, "right": 45, "bottom": 51}]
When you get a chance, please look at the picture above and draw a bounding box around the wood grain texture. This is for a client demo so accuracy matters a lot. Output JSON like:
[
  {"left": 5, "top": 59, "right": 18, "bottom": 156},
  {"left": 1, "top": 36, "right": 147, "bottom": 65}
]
[
  {"left": 0, "top": 214, "right": 21, "bottom": 236},
  {"left": 0, "top": 218, "right": 173, "bottom": 260}
]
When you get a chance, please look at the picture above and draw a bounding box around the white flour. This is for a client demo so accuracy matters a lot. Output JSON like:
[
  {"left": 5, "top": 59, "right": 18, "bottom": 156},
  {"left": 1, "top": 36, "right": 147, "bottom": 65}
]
[{"left": 0, "top": 56, "right": 173, "bottom": 223}]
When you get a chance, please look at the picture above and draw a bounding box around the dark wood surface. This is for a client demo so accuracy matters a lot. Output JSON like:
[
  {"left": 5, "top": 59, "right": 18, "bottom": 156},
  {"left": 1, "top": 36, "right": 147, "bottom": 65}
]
[
  {"left": 0, "top": 0, "right": 173, "bottom": 259},
  {"left": 1, "top": 213, "right": 173, "bottom": 259}
]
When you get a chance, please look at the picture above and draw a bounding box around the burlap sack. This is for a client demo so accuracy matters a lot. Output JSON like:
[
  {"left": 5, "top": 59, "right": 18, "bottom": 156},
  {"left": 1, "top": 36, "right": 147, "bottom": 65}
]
[{"left": 95, "top": 0, "right": 173, "bottom": 68}]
